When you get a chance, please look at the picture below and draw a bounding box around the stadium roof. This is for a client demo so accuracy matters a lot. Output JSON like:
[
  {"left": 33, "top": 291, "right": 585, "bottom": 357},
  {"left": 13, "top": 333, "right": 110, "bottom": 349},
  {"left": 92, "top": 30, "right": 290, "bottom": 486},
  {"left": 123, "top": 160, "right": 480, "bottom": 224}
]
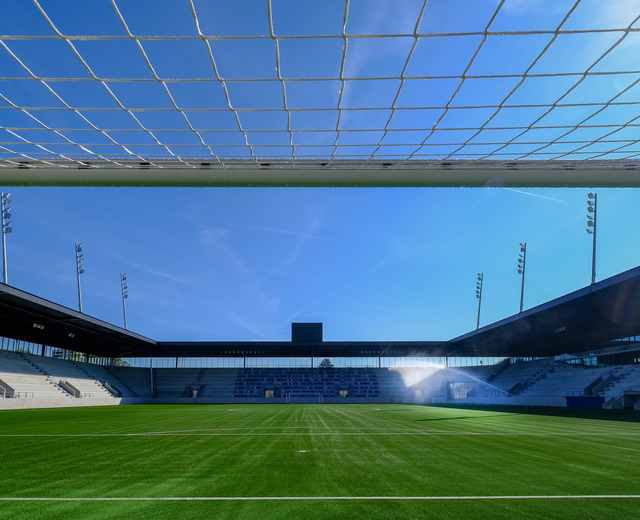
[
  {"left": 2, "top": 264, "right": 640, "bottom": 359},
  {"left": 450, "top": 264, "right": 640, "bottom": 358},
  {"left": 0, "top": 283, "right": 156, "bottom": 356},
  {"left": 2, "top": 1, "right": 640, "bottom": 187}
]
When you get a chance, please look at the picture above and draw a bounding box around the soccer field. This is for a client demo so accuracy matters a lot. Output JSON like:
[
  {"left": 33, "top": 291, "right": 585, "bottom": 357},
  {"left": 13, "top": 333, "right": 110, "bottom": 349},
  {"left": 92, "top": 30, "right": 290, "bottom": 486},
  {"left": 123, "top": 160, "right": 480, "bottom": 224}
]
[{"left": 1, "top": 404, "right": 639, "bottom": 519}]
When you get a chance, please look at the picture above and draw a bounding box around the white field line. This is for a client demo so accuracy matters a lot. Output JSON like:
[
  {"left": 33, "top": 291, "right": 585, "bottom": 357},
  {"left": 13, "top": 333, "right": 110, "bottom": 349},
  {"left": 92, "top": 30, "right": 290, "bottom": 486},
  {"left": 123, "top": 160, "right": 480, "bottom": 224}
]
[
  {"left": 0, "top": 431, "right": 639, "bottom": 438},
  {"left": 1, "top": 495, "right": 640, "bottom": 501},
  {"left": 105, "top": 426, "right": 458, "bottom": 433}
]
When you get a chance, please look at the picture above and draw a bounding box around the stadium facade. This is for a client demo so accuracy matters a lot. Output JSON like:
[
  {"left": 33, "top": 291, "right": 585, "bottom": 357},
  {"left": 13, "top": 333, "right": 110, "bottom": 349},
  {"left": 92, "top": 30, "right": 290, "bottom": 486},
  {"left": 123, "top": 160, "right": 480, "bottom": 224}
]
[{"left": 2, "top": 265, "right": 640, "bottom": 411}]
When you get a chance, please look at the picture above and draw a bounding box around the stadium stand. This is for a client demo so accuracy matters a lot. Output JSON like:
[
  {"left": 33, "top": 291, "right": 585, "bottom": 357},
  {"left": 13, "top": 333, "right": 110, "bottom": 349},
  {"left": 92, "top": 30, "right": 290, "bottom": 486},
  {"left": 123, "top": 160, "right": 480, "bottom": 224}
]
[
  {"left": 381, "top": 367, "right": 439, "bottom": 402},
  {"left": 520, "top": 363, "right": 613, "bottom": 397},
  {"left": 482, "top": 358, "right": 554, "bottom": 396},
  {"left": 232, "top": 367, "right": 380, "bottom": 400},
  {"left": 197, "top": 368, "right": 239, "bottom": 399},
  {"left": 3, "top": 350, "right": 640, "bottom": 409},
  {"left": 105, "top": 366, "right": 152, "bottom": 398},
  {"left": 600, "top": 366, "right": 640, "bottom": 409},
  {"left": 0, "top": 350, "right": 72, "bottom": 399},
  {"left": 19, "top": 354, "right": 115, "bottom": 399},
  {"left": 152, "top": 368, "right": 204, "bottom": 398},
  {"left": 72, "top": 361, "right": 137, "bottom": 398}
]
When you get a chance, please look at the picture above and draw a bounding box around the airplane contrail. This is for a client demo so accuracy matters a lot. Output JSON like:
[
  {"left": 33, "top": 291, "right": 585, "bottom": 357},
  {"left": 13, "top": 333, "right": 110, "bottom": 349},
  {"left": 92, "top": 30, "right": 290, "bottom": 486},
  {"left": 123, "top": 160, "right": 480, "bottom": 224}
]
[{"left": 503, "top": 188, "right": 568, "bottom": 203}]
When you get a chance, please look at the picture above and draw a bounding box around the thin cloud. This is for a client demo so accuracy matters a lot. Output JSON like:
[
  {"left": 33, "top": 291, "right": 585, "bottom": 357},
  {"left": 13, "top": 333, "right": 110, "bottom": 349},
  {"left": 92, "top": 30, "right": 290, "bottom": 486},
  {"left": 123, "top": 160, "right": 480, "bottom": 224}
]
[
  {"left": 207, "top": 218, "right": 353, "bottom": 245},
  {"left": 278, "top": 281, "right": 357, "bottom": 329},
  {"left": 503, "top": 188, "right": 568, "bottom": 203},
  {"left": 276, "top": 216, "right": 322, "bottom": 271},
  {"left": 223, "top": 309, "right": 274, "bottom": 340},
  {"left": 125, "top": 260, "right": 195, "bottom": 288},
  {"left": 198, "top": 227, "right": 281, "bottom": 312},
  {"left": 351, "top": 302, "right": 426, "bottom": 315},
  {"left": 278, "top": 295, "right": 330, "bottom": 329},
  {"left": 371, "top": 256, "right": 391, "bottom": 272}
]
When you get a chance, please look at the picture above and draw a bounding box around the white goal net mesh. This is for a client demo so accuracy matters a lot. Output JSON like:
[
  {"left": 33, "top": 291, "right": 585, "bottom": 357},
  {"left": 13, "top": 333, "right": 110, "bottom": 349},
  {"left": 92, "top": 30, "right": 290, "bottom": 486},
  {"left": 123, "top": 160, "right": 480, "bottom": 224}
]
[{"left": 0, "top": 0, "right": 639, "bottom": 174}]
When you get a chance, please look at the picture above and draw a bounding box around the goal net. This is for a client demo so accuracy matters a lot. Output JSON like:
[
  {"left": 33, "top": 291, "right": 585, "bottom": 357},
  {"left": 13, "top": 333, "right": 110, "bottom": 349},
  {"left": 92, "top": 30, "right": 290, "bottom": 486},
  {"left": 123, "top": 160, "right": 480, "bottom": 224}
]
[{"left": 1, "top": 0, "right": 639, "bottom": 185}]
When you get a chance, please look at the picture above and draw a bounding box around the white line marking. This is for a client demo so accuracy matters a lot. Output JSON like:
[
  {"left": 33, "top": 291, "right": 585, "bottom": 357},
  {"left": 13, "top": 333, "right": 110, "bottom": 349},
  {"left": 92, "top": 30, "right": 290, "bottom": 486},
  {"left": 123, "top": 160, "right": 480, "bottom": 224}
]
[
  {"left": 0, "top": 431, "right": 638, "bottom": 438},
  {"left": 1, "top": 495, "right": 639, "bottom": 501}
]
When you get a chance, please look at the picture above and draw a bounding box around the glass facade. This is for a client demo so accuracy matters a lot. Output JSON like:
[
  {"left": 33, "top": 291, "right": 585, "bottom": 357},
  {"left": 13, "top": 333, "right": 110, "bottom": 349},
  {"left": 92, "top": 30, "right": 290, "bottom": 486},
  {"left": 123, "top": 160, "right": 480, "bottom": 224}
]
[
  {"left": 0, "top": 337, "right": 508, "bottom": 369},
  {"left": 6, "top": 335, "right": 640, "bottom": 369}
]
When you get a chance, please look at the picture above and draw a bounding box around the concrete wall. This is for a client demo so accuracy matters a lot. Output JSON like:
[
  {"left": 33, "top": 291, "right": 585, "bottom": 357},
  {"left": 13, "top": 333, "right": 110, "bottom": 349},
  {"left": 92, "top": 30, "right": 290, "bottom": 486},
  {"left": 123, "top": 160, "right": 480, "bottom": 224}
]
[{"left": 0, "top": 397, "right": 124, "bottom": 410}]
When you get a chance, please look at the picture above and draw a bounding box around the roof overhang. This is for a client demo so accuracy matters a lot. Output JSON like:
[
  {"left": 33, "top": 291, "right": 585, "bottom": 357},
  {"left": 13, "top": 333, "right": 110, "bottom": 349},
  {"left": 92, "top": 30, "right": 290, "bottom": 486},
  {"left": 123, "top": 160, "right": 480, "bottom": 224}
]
[
  {"left": 0, "top": 284, "right": 156, "bottom": 357},
  {"left": 450, "top": 265, "right": 640, "bottom": 358}
]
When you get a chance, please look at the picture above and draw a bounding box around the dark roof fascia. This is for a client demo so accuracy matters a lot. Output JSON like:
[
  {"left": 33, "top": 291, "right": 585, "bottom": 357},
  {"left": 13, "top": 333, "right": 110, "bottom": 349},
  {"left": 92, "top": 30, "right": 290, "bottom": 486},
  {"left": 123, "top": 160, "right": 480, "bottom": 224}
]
[{"left": 154, "top": 340, "right": 449, "bottom": 358}]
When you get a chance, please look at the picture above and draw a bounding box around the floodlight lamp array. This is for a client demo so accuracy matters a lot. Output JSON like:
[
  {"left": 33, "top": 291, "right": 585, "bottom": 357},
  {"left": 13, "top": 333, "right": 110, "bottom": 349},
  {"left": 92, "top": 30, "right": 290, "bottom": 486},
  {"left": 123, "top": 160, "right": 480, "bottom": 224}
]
[
  {"left": 586, "top": 193, "right": 597, "bottom": 235},
  {"left": 75, "top": 243, "right": 84, "bottom": 275},
  {"left": 517, "top": 243, "right": 526, "bottom": 275},
  {"left": 121, "top": 273, "right": 128, "bottom": 299},
  {"left": 475, "top": 273, "right": 483, "bottom": 299},
  {"left": 1, "top": 194, "right": 12, "bottom": 235}
]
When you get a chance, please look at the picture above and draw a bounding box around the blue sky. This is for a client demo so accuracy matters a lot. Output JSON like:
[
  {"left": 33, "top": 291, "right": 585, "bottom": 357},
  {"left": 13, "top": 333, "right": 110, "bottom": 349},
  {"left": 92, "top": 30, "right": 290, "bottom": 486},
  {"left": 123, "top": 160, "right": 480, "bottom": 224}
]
[{"left": 2, "top": 186, "right": 640, "bottom": 342}]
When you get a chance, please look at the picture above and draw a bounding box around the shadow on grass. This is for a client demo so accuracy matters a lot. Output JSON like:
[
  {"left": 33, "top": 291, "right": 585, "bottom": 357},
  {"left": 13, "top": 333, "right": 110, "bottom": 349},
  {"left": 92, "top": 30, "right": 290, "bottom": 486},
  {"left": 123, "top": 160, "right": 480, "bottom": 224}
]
[{"left": 421, "top": 403, "right": 640, "bottom": 423}]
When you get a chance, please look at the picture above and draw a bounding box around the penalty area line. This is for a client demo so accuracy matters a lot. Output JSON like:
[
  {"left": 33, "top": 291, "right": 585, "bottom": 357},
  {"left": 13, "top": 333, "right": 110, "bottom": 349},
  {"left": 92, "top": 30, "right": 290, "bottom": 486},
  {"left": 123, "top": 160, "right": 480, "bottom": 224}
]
[{"left": 2, "top": 495, "right": 640, "bottom": 501}]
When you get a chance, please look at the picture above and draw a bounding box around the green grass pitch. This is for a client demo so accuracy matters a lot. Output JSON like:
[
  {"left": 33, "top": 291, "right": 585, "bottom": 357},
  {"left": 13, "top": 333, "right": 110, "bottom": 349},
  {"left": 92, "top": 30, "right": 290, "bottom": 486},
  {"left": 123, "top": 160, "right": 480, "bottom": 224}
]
[{"left": 1, "top": 403, "right": 640, "bottom": 519}]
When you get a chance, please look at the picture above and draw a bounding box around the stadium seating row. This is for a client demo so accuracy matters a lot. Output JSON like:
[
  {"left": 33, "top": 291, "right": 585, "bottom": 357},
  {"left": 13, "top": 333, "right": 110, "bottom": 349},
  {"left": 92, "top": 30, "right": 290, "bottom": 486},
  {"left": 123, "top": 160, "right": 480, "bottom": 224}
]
[{"left": 2, "top": 350, "right": 640, "bottom": 409}]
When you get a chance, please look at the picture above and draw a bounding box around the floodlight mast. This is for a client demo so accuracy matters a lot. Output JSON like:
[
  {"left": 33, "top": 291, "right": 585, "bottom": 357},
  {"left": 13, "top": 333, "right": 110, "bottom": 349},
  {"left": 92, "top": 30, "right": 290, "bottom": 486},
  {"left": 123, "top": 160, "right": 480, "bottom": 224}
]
[
  {"left": 120, "top": 273, "right": 128, "bottom": 330},
  {"left": 475, "top": 273, "right": 483, "bottom": 330},
  {"left": 517, "top": 243, "right": 527, "bottom": 313},
  {"left": 0, "top": 192, "right": 12, "bottom": 284},
  {"left": 586, "top": 193, "right": 597, "bottom": 285},
  {"left": 75, "top": 242, "right": 84, "bottom": 313}
]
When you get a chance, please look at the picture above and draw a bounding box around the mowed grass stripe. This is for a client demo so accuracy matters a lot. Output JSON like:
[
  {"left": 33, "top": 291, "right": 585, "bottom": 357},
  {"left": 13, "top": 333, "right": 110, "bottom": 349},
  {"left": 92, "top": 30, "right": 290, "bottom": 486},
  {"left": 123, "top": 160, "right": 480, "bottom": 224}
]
[
  {"left": 2, "top": 404, "right": 639, "bottom": 435},
  {"left": 1, "top": 404, "right": 640, "bottom": 519}
]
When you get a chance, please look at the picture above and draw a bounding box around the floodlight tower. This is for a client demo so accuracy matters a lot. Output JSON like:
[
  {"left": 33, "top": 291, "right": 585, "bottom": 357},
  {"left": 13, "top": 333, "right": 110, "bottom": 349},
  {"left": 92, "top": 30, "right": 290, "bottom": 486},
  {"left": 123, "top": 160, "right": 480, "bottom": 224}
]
[
  {"left": 517, "top": 243, "right": 527, "bottom": 313},
  {"left": 586, "top": 192, "right": 597, "bottom": 285},
  {"left": 120, "top": 273, "right": 128, "bottom": 330},
  {"left": 475, "top": 273, "right": 483, "bottom": 330},
  {"left": 1, "top": 192, "right": 12, "bottom": 284},
  {"left": 75, "top": 243, "right": 85, "bottom": 312}
]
